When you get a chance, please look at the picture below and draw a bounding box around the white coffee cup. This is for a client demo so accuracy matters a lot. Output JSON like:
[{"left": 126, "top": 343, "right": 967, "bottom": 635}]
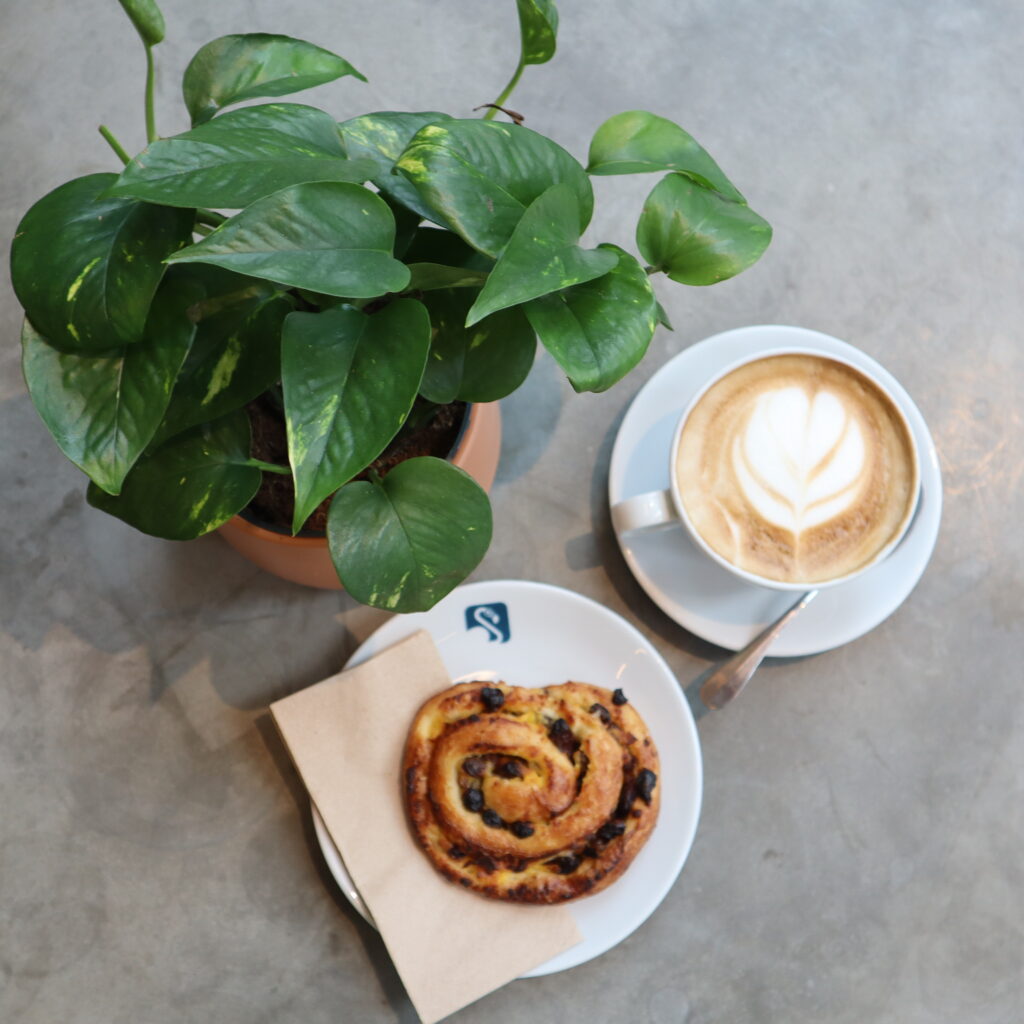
[{"left": 611, "top": 347, "right": 921, "bottom": 591}]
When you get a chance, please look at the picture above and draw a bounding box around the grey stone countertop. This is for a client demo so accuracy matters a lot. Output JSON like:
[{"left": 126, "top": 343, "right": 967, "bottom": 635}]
[{"left": 1, "top": 1, "right": 1021, "bottom": 1022}]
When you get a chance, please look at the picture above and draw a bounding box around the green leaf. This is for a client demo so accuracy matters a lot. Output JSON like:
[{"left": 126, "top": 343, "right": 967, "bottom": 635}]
[
  {"left": 396, "top": 119, "right": 593, "bottom": 257},
  {"left": 637, "top": 172, "right": 772, "bottom": 285},
  {"left": 587, "top": 111, "right": 745, "bottom": 203},
  {"left": 516, "top": 0, "right": 559, "bottom": 65},
  {"left": 656, "top": 300, "right": 674, "bottom": 330},
  {"left": 10, "top": 173, "right": 193, "bottom": 353},
  {"left": 282, "top": 300, "right": 431, "bottom": 532},
  {"left": 106, "top": 104, "right": 376, "bottom": 209},
  {"left": 379, "top": 193, "right": 423, "bottom": 259},
  {"left": 465, "top": 183, "right": 617, "bottom": 326},
  {"left": 403, "top": 227, "right": 493, "bottom": 271},
  {"left": 524, "top": 244, "right": 658, "bottom": 393},
  {"left": 166, "top": 181, "right": 411, "bottom": 298},
  {"left": 183, "top": 33, "right": 366, "bottom": 126},
  {"left": 404, "top": 227, "right": 493, "bottom": 289},
  {"left": 155, "top": 266, "right": 293, "bottom": 444},
  {"left": 21, "top": 276, "right": 199, "bottom": 495},
  {"left": 338, "top": 111, "right": 453, "bottom": 224},
  {"left": 407, "top": 264, "right": 489, "bottom": 290},
  {"left": 117, "top": 0, "right": 164, "bottom": 46},
  {"left": 327, "top": 456, "right": 492, "bottom": 612},
  {"left": 87, "top": 411, "right": 261, "bottom": 540},
  {"left": 420, "top": 289, "right": 535, "bottom": 404}
]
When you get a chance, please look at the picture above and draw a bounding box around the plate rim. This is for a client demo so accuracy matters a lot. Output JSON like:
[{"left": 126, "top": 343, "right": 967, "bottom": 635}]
[
  {"left": 608, "top": 324, "right": 943, "bottom": 655},
  {"left": 311, "top": 578, "right": 703, "bottom": 977}
]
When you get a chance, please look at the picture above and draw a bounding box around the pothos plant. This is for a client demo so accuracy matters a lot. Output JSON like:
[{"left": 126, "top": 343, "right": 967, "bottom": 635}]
[{"left": 10, "top": 0, "right": 771, "bottom": 611}]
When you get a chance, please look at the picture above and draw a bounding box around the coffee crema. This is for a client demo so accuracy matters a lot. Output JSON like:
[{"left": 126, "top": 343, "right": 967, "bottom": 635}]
[{"left": 675, "top": 353, "right": 918, "bottom": 584}]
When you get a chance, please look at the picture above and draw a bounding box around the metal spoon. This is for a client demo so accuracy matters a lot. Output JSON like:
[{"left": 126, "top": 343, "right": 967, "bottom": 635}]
[{"left": 699, "top": 590, "right": 819, "bottom": 710}]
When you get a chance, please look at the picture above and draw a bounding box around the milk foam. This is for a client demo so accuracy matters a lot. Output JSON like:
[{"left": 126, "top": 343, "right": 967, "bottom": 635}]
[
  {"left": 674, "top": 352, "right": 918, "bottom": 585},
  {"left": 732, "top": 386, "right": 866, "bottom": 533}
]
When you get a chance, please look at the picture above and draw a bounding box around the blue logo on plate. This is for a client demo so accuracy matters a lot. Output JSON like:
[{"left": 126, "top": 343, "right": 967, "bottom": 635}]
[{"left": 465, "top": 602, "right": 510, "bottom": 643}]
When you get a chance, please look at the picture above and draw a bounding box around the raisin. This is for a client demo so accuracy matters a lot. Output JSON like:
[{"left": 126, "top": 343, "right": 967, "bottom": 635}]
[
  {"left": 463, "top": 757, "right": 486, "bottom": 777},
  {"left": 463, "top": 788, "right": 484, "bottom": 813},
  {"left": 510, "top": 821, "right": 535, "bottom": 839},
  {"left": 583, "top": 845, "right": 599, "bottom": 859},
  {"left": 615, "top": 779, "right": 636, "bottom": 818},
  {"left": 548, "top": 718, "right": 577, "bottom": 758},
  {"left": 497, "top": 760, "right": 523, "bottom": 779},
  {"left": 482, "top": 809, "right": 505, "bottom": 829},
  {"left": 474, "top": 855, "right": 496, "bottom": 874},
  {"left": 612, "top": 688, "right": 628, "bottom": 706},
  {"left": 448, "top": 846, "right": 466, "bottom": 859},
  {"left": 480, "top": 687, "right": 505, "bottom": 711},
  {"left": 636, "top": 768, "right": 657, "bottom": 805},
  {"left": 589, "top": 702, "right": 611, "bottom": 724},
  {"left": 547, "top": 854, "right": 581, "bottom": 875},
  {"left": 597, "top": 822, "right": 626, "bottom": 843}
]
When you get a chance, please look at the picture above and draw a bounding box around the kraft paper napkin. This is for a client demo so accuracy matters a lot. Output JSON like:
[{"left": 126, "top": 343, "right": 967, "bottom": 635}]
[{"left": 270, "top": 630, "right": 582, "bottom": 1024}]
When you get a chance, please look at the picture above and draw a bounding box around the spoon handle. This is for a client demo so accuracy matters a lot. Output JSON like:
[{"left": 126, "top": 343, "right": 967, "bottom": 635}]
[{"left": 699, "top": 590, "right": 819, "bottom": 710}]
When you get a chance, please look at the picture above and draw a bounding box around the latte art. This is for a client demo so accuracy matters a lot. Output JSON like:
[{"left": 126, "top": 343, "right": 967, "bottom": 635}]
[
  {"left": 675, "top": 353, "right": 918, "bottom": 584},
  {"left": 734, "top": 386, "right": 866, "bottom": 532}
]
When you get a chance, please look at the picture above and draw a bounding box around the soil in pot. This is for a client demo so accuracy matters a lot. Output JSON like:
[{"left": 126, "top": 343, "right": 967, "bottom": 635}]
[{"left": 245, "top": 393, "right": 468, "bottom": 535}]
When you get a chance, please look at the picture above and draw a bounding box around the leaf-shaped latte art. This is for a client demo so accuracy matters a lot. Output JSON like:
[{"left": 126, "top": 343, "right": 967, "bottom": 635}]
[{"left": 732, "top": 386, "right": 867, "bottom": 533}]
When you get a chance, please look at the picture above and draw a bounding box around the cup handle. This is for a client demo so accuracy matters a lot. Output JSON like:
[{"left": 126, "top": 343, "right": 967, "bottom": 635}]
[{"left": 611, "top": 489, "right": 679, "bottom": 534}]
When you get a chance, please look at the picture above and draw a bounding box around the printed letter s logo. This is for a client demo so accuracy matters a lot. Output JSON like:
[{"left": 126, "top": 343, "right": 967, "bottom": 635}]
[{"left": 465, "top": 603, "right": 510, "bottom": 643}]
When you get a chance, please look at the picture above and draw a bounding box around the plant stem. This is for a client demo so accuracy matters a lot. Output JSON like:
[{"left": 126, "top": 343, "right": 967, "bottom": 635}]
[
  {"left": 145, "top": 44, "right": 157, "bottom": 142},
  {"left": 242, "top": 459, "right": 291, "bottom": 475},
  {"left": 483, "top": 58, "right": 525, "bottom": 120},
  {"left": 195, "top": 209, "right": 227, "bottom": 228},
  {"left": 98, "top": 125, "right": 131, "bottom": 165}
]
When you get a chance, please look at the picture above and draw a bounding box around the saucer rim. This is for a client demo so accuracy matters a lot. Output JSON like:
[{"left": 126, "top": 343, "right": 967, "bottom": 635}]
[{"left": 608, "top": 324, "right": 943, "bottom": 656}]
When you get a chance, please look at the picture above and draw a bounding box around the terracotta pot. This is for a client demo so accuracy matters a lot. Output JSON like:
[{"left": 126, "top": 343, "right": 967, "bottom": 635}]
[{"left": 217, "top": 402, "right": 502, "bottom": 589}]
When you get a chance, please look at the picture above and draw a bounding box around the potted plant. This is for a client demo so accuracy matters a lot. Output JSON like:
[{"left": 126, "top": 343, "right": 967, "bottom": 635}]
[{"left": 9, "top": 0, "right": 771, "bottom": 611}]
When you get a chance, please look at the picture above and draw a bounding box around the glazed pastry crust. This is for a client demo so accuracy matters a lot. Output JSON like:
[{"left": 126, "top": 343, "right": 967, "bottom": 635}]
[{"left": 402, "top": 680, "right": 660, "bottom": 903}]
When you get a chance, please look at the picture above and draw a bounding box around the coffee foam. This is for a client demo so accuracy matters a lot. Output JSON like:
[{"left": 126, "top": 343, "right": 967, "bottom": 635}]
[{"left": 675, "top": 353, "right": 918, "bottom": 584}]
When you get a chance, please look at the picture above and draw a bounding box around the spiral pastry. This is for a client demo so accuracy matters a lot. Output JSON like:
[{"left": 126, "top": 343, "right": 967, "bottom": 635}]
[{"left": 402, "top": 680, "right": 660, "bottom": 903}]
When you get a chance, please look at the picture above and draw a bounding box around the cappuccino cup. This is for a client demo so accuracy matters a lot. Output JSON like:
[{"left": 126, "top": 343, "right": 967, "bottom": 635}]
[{"left": 611, "top": 348, "right": 921, "bottom": 590}]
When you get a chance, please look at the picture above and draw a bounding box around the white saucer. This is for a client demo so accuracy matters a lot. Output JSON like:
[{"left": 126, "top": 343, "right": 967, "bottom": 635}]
[
  {"left": 608, "top": 325, "right": 943, "bottom": 656},
  {"left": 312, "top": 579, "right": 702, "bottom": 976}
]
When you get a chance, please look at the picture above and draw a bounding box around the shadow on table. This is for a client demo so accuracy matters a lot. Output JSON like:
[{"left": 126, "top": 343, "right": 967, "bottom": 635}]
[{"left": 255, "top": 714, "right": 420, "bottom": 1023}]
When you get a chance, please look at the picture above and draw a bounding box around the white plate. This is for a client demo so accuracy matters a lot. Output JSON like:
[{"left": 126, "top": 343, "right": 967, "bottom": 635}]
[
  {"left": 312, "top": 579, "right": 703, "bottom": 976},
  {"left": 609, "top": 325, "right": 943, "bottom": 655}
]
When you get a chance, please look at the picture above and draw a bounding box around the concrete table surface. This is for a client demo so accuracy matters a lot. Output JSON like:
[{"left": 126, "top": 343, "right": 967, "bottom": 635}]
[{"left": 1, "top": 1, "right": 1021, "bottom": 1021}]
